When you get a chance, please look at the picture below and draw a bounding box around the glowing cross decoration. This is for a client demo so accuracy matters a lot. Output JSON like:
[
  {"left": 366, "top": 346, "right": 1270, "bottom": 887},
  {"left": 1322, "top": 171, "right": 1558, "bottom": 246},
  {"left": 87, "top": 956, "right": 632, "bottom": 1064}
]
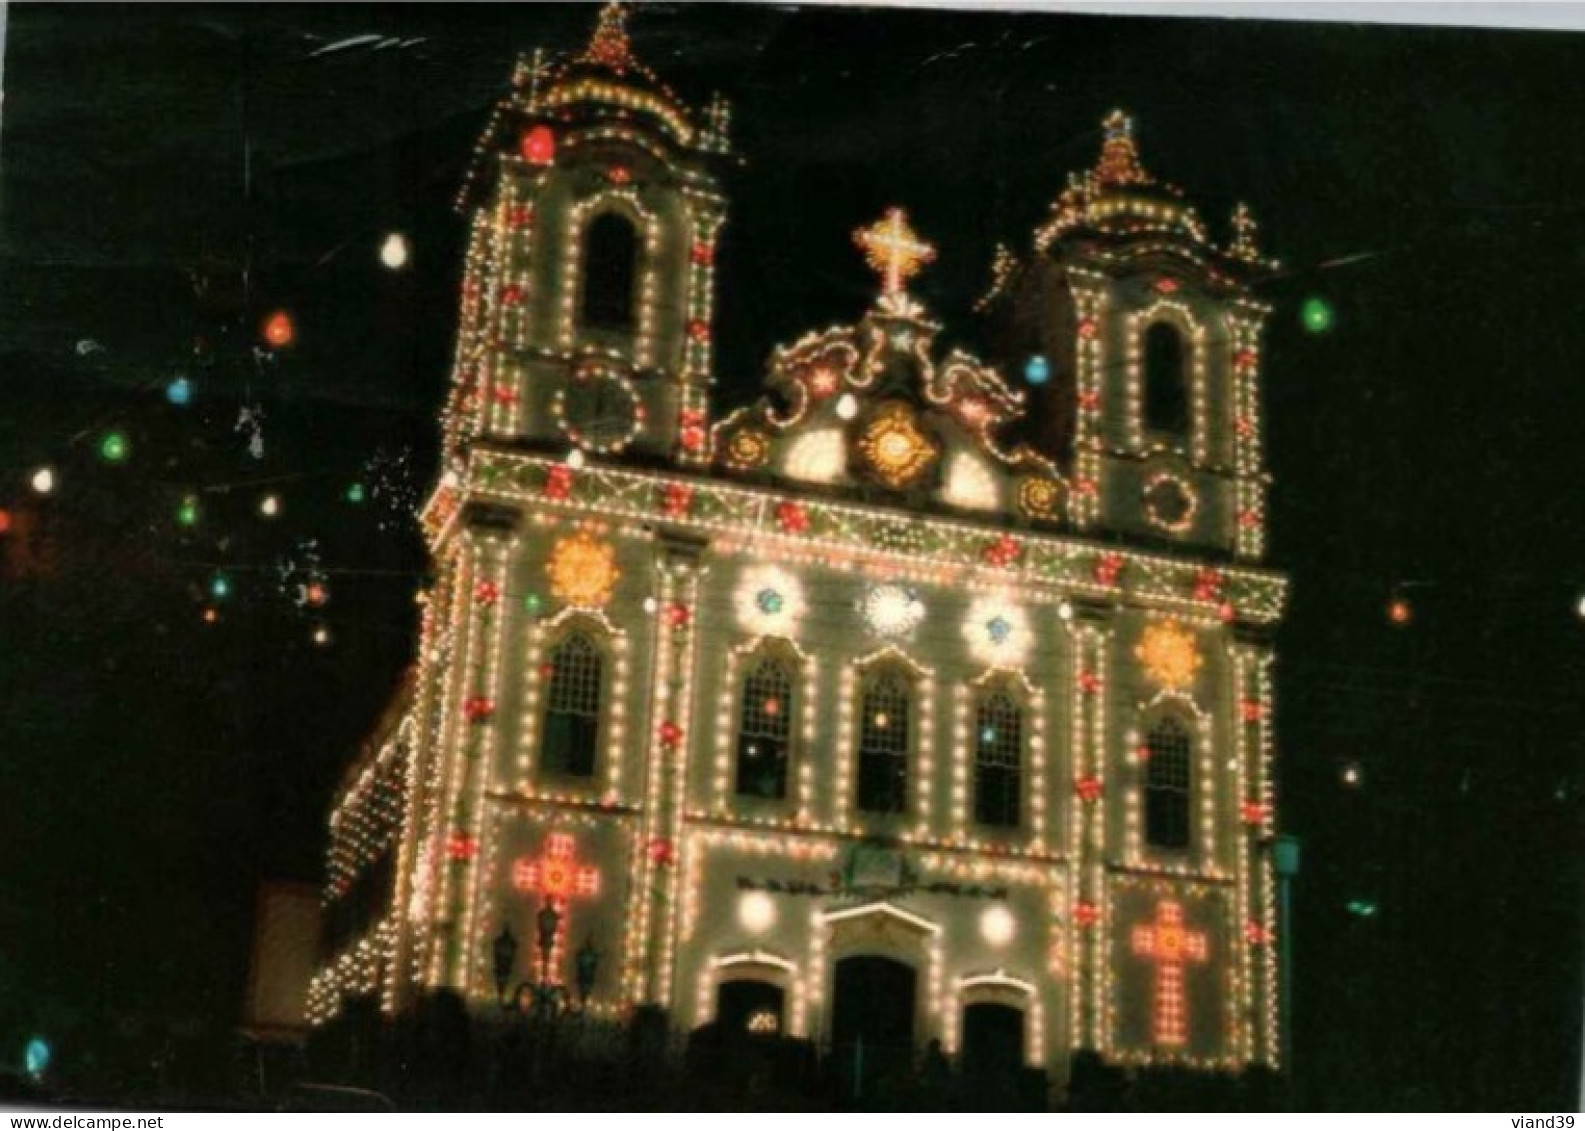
[
  {"left": 514, "top": 833, "right": 600, "bottom": 905},
  {"left": 1130, "top": 899, "right": 1209, "bottom": 1046},
  {"left": 513, "top": 833, "right": 601, "bottom": 980},
  {"left": 853, "top": 208, "right": 936, "bottom": 298}
]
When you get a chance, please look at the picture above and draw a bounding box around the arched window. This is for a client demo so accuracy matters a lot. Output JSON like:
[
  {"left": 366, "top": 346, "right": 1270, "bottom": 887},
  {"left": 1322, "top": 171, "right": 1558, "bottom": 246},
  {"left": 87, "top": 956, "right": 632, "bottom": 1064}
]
[
  {"left": 580, "top": 211, "right": 638, "bottom": 331},
  {"left": 856, "top": 666, "right": 912, "bottom": 815},
  {"left": 974, "top": 688, "right": 1023, "bottom": 828},
  {"left": 1143, "top": 322, "right": 1189, "bottom": 437},
  {"left": 1144, "top": 716, "right": 1192, "bottom": 850},
  {"left": 543, "top": 632, "right": 603, "bottom": 778},
  {"left": 735, "top": 653, "right": 795, "bottom": 800}
]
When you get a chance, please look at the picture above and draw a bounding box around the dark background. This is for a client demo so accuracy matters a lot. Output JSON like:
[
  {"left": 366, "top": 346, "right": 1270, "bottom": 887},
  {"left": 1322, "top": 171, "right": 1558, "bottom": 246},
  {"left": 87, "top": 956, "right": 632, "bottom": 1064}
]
[{"left": 0, "top": 2, "right": 1580, "bottom": 1110}]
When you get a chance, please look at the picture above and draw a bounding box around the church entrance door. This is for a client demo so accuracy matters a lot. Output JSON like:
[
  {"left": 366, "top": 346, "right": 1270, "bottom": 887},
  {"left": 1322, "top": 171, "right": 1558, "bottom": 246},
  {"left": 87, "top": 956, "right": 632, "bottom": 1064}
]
[
  {"left": 831, "top": 955, "right": 917, "bottom": 1098},
  {"left": 961, "top": 1001, "right": 1025, "bottom": 1106}
]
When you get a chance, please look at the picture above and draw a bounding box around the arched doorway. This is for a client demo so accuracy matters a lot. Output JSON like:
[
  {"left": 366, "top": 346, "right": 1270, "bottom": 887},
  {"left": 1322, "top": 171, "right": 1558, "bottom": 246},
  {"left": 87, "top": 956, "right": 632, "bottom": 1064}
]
[
  {"left": 831, "top": 955, "right": 917, "bottom": 1096},
  {"left": 961, "top": 1000, "right": 1025, "bottom": 1105},
  {"left": 717, "top": 978, "right": 785, "bottom": 1036}
]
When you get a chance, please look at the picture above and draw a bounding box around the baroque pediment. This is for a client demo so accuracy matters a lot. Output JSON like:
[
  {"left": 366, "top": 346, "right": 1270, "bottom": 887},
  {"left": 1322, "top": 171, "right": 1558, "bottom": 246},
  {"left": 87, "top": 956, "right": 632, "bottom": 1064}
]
[{"left": 711, "top": 309, "right": 1068, "bottom": 525}]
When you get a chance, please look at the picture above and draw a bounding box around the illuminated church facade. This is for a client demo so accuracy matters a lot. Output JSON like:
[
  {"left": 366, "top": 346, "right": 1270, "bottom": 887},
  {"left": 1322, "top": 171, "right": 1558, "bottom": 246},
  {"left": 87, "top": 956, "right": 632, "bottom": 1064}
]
[{"left": 310, "top": 5, "right": 1289, "bottom": 1084}]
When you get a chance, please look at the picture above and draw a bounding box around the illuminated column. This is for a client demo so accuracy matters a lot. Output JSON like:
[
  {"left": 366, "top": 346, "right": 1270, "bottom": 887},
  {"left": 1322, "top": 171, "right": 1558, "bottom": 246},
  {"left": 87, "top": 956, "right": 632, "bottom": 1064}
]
[
  {"left": 1067, "top": 271, "right": 1109, "bottom": 530},
  {"left": 677, "top": 191, "right": 725, "bottom": 466},
  {"left": 427, "top": 504, "right": 518, "bottom": 990},
  {"left": 628, "top": 532, "right": 708, "bottom": 1006},
  {"left": 1230, "top": 632, "right": 1280, "bottom": 1066},
  {"left": 387, "top": 567, "right": 450, "bottom": 1011},
  {"left": 1065, "top": 600, "right": 1112, "bottom": 1050},
  {"left": 1228, "top": 303, "right": 1272, "bottom": 562}
]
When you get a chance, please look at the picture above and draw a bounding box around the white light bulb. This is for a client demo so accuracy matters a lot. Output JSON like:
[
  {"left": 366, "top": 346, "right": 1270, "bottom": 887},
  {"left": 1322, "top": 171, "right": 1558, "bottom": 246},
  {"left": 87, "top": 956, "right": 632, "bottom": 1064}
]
[
  {"left": 380, "top": 232, "right": 410, "bottom": 270},
  {"left": 835, "top": 393, "right": 858, "bottom": 421},
  {"left": 738, "top": 891, "right": 776, "bottom": 934},
  {"left": 980, "top": 904, "right": 1016, "bottom": 946},
  {"left": 30, "top": 467, "right": 54, "bottom": 495},
  {"left": 642, "top": 597, "right": 658, "bottom": 614},
  {"left": 260, "top": 494, "right": 281, "bottom": 518},
  {"left": 566, "top": 448, "right": 586, "bottom": 470},
  {"left": 1058, "top": 600, "right": 1075, "bottom": 621}
]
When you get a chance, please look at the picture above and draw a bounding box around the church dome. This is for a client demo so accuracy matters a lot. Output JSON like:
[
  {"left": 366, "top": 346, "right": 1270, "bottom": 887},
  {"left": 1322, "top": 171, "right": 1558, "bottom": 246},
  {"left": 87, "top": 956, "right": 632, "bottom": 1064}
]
[
  {"left": 534, "top": 3, "right": 702, "bottom": 150},
  {"left": 1035, "top": 111, "right": 1212, "bottom": 251}
]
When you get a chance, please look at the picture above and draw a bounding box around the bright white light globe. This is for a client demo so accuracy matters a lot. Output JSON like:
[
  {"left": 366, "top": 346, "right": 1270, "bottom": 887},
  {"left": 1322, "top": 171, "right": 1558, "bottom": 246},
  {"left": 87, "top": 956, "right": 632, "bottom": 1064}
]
[
  {"left": 380, "top": 232, "right": 410, "bottom": 270},
  {"left": 861, "top": 582, "right": 924, "bottom": 640},
  {"left": 738, "top": 891, "right": 777, "bottom": 934},
  {"left": 29, "top": 467, "right": 55, "bottom": 495},
  {"left": 835, "top": 393, "right": 859, "bottom": 421},
  {"left": 980, "top": 903, "right": 1016, "bottom": 947}
]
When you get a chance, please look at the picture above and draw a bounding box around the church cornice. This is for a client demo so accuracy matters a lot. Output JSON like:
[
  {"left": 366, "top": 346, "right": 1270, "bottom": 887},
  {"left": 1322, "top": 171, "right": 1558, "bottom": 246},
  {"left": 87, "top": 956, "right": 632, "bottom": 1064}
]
[{"left": 430, "top": 446, "right": 1288, "bottom": 627}]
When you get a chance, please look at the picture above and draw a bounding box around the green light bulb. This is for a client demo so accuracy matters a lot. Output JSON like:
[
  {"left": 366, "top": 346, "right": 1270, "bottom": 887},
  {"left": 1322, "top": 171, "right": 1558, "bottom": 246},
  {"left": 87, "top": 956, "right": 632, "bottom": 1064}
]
[
  {"left": 1301, "top": 297, "right": 1334, "bottom": 333},
  {"left": 177, "top": 496, "right": 200, "bottom": 527},
  {"left": 210, "top": 572, "right": 231, "bottom": 601},
  {"left": 99, "top": 432, "right": 129, "bottom": 463},
  {"left": 346, "top": 483, "right": 366, "bottom": 504}
]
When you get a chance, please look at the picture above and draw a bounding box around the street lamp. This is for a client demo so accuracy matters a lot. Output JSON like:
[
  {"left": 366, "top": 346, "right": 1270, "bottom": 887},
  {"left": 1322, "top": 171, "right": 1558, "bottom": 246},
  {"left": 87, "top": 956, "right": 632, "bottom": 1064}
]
[{"left": 534, "top": 901, "right": 562, "bottom": 984}]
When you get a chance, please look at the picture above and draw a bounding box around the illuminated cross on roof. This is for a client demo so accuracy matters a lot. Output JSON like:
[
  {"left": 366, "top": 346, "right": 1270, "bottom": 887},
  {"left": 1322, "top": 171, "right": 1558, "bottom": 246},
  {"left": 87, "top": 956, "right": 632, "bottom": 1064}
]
[{"left": 853, "top": 207, "right": 936, "bottom": 300}]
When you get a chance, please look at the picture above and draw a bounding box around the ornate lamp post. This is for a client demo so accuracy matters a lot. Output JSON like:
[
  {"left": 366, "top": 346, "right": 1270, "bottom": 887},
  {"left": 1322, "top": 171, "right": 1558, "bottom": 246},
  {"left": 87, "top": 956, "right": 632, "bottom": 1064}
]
[{"left": 534, "top": 901, "right": 561, "bottom": 985}]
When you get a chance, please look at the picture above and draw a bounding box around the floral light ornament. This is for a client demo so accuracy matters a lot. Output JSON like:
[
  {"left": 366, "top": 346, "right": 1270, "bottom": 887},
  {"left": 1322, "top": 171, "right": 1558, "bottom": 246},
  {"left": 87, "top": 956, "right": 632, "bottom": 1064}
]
[
  {"left": 735, "top": 564, "right": 806, "bottom": 633},
  {"left": 860, "top": 582, "right": 926, "bottom": 640},
  {"left": 1135, "top": 620, "right": 1203, "bottom": 690},
  {"left": 857, "top": 403, "right": 939, "bottom": 489},
  {"left": 546, "top": 530, "right": 621, "bottom": 608},
  {"left": 962, "top": 593, "right": 1032, "bottom": 665}
]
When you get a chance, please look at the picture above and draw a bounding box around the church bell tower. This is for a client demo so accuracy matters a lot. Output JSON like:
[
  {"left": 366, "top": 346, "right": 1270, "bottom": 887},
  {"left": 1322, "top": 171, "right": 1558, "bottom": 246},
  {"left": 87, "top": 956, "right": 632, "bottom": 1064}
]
[
  {"left": 444, "top": 3, "right": 731, "bottom": 469},
  {"left": 988, "top": 111, "right": 1277, "bottom": 562}
]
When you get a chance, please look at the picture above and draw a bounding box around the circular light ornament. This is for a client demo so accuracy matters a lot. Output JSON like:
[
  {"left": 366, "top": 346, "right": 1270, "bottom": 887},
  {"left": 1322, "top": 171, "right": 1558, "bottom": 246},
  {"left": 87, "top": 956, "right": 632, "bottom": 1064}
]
[
  {"left": 1024, "top": 354, "right": 1051, "bottom": 386},
  {"left": 980, "top": 904, "right": 1016, "bottom": 947},
  {"left": 736, "top": 564, "right": 805, "bottom": 632},
  {"left": 963, "top": 593, "right": 1031, "bottom": 665},
  {"left": 380, "top": 232, "right": 410, "bottom": 270},
  {"left": 835, "top": 393, "right": 859, "bottom": 420},
  {"left": 1301, "top": 296, "right": 1334, "bottom": 333},
  {"left": 860, "top": 582, "right": 925, "bottom": 640},
  {"left": 30, "top": 467, "right": 55, "bottom": 495},
  {"left": 165, "top": 376, "right": 193, "bottom": 406},
  {"left": 547, "top": 530, "right": 621, "bottom": 609},
  {"left": 738, "top": 891, "right": 777, "bottom": 934},
  {"left": 1142, "top": 471, "right": 1198, "bottom": 534},
  {"left": 259, "top": 493, "right": 281, "bottom": 518},
  {"left": 1135, "top": 619, "right": 1203, "bottom": 690}
]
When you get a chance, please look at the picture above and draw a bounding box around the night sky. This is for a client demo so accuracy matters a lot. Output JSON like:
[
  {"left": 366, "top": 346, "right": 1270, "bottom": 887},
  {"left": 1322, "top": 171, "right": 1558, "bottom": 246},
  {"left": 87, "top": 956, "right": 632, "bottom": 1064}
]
[{"left": 0, "top": 2, "right": 1580, "bottom": 1109}]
